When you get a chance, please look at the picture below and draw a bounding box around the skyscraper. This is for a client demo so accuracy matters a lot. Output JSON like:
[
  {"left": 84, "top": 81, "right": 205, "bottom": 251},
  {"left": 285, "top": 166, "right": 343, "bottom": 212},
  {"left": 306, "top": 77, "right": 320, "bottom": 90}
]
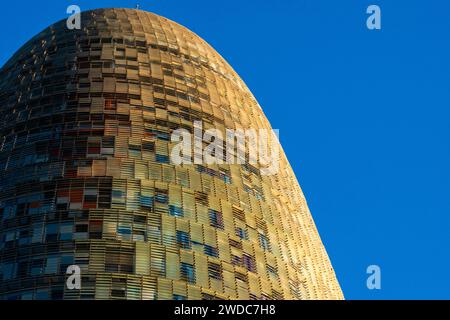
[{"left": 0, "top": 8, "right": 343, "bottom": 300}]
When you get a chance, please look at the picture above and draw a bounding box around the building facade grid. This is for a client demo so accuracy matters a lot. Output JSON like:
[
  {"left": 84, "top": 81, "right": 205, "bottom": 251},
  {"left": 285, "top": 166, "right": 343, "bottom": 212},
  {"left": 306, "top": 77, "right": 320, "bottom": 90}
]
[{"left": 0, "top": 8, "right": 343, "bottom": 300}]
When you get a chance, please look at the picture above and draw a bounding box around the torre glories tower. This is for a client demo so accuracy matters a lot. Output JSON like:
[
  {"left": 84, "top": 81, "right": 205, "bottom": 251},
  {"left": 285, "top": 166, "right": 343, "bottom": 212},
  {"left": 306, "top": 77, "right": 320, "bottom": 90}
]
[{"left": 0, "top": 8, "right": 343, "bottom": 300}]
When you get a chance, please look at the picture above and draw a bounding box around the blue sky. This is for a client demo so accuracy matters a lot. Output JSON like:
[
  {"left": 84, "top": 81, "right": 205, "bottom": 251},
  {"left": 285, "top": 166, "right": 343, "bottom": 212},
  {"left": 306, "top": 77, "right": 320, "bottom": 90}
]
[{"left": 1, "top": 0, "right": 449, "bottom": 299}]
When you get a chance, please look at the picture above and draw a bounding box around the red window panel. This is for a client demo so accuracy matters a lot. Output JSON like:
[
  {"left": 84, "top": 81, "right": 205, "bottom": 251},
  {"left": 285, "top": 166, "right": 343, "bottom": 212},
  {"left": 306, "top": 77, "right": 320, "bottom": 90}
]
[{"left": 70, "top": 189, "right": 83, "bottom": 202}]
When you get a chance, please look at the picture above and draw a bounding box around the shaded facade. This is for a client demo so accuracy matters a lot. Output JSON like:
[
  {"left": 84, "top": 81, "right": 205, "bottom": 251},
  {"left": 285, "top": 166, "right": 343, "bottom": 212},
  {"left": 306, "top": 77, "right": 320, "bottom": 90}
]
[{"left": 0, "top": 8, "right": 343, "bottom": 299}]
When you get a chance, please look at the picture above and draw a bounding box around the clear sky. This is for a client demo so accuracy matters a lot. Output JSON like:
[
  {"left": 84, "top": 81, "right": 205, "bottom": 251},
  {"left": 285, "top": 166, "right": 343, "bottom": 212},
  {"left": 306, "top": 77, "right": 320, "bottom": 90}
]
[{"left": 1, "top": 0, "right": 449, "bottom": 299}]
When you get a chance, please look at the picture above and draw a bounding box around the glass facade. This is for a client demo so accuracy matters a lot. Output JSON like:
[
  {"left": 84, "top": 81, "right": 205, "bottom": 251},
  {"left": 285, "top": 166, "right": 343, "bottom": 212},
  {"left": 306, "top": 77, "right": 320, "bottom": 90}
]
[{"left": 0, "top": 8, "right": 343, "bottom": 300}]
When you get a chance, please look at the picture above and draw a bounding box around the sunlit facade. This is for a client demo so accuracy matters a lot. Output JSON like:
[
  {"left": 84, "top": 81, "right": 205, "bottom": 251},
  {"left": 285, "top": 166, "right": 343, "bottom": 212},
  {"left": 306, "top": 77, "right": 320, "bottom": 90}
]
[{"left": 0, "top": 8, "right": 343, "bottom": 300}]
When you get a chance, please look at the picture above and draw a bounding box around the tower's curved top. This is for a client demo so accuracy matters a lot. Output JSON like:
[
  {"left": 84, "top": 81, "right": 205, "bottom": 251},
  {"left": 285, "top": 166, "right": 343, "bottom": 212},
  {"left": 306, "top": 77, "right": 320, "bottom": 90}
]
[
  {"left": 2, "top": 9, "right": 250, "bottom": 98},
  {"left": 0, "top": 8, "right": 343, "bottom": 300}
]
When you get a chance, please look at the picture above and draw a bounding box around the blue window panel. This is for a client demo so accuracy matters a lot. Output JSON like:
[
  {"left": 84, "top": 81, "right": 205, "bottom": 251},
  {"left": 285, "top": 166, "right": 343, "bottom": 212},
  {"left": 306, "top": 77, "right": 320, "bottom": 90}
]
[
  {"left": 30, "top": 263, "right": 44, "bottom": 276},
  {"left": 208, "top": 209, "right": 224, "bottom": 229},
  {"left": 173, "top": 294, "right": 187, "bottom": 300},
  {"left": 223, "top": 175, "right": 231, "bottom": 184},
  {"left": 3, "top": 205, "right": 16, "bottom": 219},
  {"left": 45, "top": 256, "right": 58, "bottom": 274},
  {"left": 176, "top": 230, "right": 191, "bottom": 249},
  {"left": 155, "top": 194, "right": 168, "bottom": 204},
  {"left": 59, "top": 255, "right": 74, "bottom": 273},
  {"left": 59, "top": 223, "right": 73, "bottom": 241},
  {"left": 243, "top": 254, "right": 256, "bottom": 273},
  {"left": 231, "top": 255, "right": 242, "bottom": 266},
  {"left": 20, "top": 292, "right": 34, "bottom": 300},
  {"left": 117, "top": 226, "right": 132, "bottom": 235},
  {"left": 1, "top": 263, "right": 16, "bottom": 280},
  {"left": 180, "top": 262, "right": 195, "bottom": 284},
  {"left": 204, "top": 245, "right": 219, "bottom": 257},
  {"left": 148, "top": 129, "right": 170, "bottom": 141},
  {"left": 35, "top": 290, "right": 50, "bottom": 300},
  {"left": 156, "top": 154, "right": 169, "bottom": 163},
  {"left": 259, "top": 233, "right": 271, "bottom": 252},
  {"left": 112, "top": 190, "right": 124, "bottom": 198},
  {"left": 112, "top": 190, "right": 126, "bottom": 204},
  {"left": 267, "top": 265, "right": 278, "bottom": 277},
  {"left": 46, "top": 223, "right": 58, "bottom": 235},
  {"left": 140, "top": 195, "right": 153, "bottom": 208},
  {"left": 169, "top": 205, "right": 183, "bottom": 217},
  {"left": 197, "top": 165, "right": 216, "bottom": 177},
  {"left": 156, "top": 131, "right": 170, "bottom": 141},
  {"left": 236, "top": 227, "right": 248, "bottom": 240}
]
